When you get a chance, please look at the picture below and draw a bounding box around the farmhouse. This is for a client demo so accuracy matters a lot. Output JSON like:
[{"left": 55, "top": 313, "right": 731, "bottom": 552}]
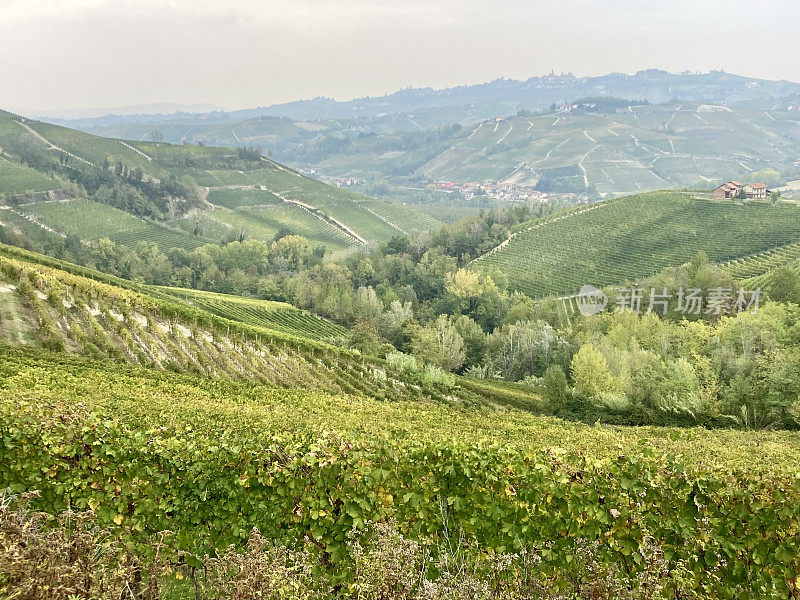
[
  {"left": 713, "top": 181, "right": 742, "bottom": 199},
  {"left": 713, "top": 180, "right": 769, "bottom": 200},
  {"left": 743, "top": 182, "right": 768, "bottom": 199}
]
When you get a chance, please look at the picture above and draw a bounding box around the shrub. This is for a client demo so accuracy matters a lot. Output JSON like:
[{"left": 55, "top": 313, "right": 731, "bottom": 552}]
[{"left": 386, "top": 352, "right": 419, "bottom": 375}]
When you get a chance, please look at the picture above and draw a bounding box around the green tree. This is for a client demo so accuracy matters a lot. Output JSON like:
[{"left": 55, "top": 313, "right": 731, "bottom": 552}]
[
  {"left": 542, "top": 365, "right": 571, "bottom": 411},
  {"left": 570, "top": 344, "right": 615, "bottom": 400},
  {"left": 411, "top": 315, "right": 466, "bottom": 372}
]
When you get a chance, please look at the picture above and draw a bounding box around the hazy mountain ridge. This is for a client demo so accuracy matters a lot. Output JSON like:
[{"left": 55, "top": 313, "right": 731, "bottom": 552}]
[{"left": 43, "top": 70, "right": 800, "bottom": 130}]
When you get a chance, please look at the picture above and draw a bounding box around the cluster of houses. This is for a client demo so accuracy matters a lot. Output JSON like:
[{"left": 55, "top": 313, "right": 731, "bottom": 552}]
[
  {"left": 434, "top": 180, "right": 549, "bottom": 203},
  {"left": 713, "top": 181, "right": 769, "bottom": 200},
  {"left": 298, "top": 169, "right": 366, "bottom": 188}
]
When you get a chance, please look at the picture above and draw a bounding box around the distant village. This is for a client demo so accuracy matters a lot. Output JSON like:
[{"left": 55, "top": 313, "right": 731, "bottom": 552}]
[{"left": 432, "top": 180, "right": 551, "bottom": 203}]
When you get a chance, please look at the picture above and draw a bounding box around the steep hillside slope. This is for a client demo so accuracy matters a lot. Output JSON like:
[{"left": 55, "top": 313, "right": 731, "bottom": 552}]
[
  {"left": 0, "top": 243, "right": 538, "bottom": 408},
  {"left": 413, "top": 103, "right": 800, "bottom": 194},
  {"left": 0, "top": 111, "right": 440, "bottom": 253},
  {"left": 471, "top": 191, "right": 800, "bottom": 298}
]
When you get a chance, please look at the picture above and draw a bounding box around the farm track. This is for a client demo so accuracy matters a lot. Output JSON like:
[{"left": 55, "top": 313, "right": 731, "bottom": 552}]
[{"left": 16, "top": 120, "right": 94, "bottom": 166}]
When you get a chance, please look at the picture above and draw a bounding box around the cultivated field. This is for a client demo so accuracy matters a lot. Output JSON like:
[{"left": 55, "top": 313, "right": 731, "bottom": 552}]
[{"left": 472, "top": 191, "right": 800, "bottom": 297}]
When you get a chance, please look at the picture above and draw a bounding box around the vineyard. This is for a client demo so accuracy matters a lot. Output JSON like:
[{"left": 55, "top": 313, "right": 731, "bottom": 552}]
[
  {"left": 0, "top": 155, "right": 62, "bottom": 195},
  {"left": 16, "top": 198, "right": 207, "bottom": 250},
  {"left": 721, "top": 240, "right": 800, "bottom": 280},
  {"left": 188, "top": 165, "right": 436, "bottom": 242},
  {"left": 473, "top": 192, "right": 800, "bottom": 298},
  {"left": 361, "top": 197, "right": 444, "bottom": 234},
  {"left": 191, "top": 204, "right": 355, "bottom": 249},
  {"left": 158, "top": 286, "right": 348, "bottom": 340},
  {"left": 0, "top": 110, "right": 441, "bottom": 256},
  {"left": 21, "top": 119, "right": 161, "bottom": 176},
  {"left": 412, "top": 103, "right": 800, "bottom": 195},
  {"left": 2, "top": 348, "right": 799, "bottom": 598},
  {"left": 206, "top": 186, "right": 284, "bottom": 209},
  {"left": 0, "top": 244, "right": 517, "bottom": 407}
]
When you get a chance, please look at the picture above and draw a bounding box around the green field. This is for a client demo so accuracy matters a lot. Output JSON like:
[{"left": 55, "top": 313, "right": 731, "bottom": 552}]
[
  {"left": 472, "top": 192, "right": 800, "bottom": 298},
  {"left": 0, "top": 155, "right": 62, "bottom": 195},
  {"left": 158, "top": 286, "right": 348, "bottom": 340},
  {"left": 17, "top": 198, "right": 207, "bottom": 250}
]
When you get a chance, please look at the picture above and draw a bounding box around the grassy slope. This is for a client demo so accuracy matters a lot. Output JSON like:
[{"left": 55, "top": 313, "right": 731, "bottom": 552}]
[{"left": 472, "top": 191, "right": 800, "bottom": 298}]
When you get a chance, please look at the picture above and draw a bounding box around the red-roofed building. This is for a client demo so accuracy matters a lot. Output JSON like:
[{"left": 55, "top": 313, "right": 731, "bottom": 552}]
[
  {"left": 713, "top": 181, "right": 742, "bottom": 199},
  {"left": 743, "top": 182, "right": 768, "bottom": 199}
]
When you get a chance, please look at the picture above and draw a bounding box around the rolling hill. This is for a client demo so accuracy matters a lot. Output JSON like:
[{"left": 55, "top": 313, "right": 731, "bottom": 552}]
[
  {"left": 471, "top": 191, "right": 800, "bottom": 298},
  {"left": 35, "top": 71, "right": 800, "bottom": 202},
  {"left": 0, "top": 110, "right": 441, "bottom": 254},
  {"left": 67, "top": 100, "right": 800, "bottom": 200},
  {"left": 414, "top": 102, "right": 800, "bottom": 195},
  {"left": 0, "top": 242, "right": 545, "bottom": 410},
  {"left": 45, "top": 70, "right": 800, "bottom": 129}
]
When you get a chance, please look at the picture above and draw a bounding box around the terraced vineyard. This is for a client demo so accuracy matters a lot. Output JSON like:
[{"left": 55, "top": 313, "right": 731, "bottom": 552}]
[
  {"left": 158, "top": 287, "right": 348, "bottom": 340},
  {"left": 206, "top": 187, "right": 283, "bottom": 209},
  {"left": 17, "top": 198, "right": 207, "bottom": 250},
  {"left": 0, "top": 246, "right": 462, "bottom": 402},
  {"left": 0, "top": 155, "right": 62, "bottom": 195},
  {"left": 473, "top": 192, "right": 800, "bottom": 298},
  {"left": 721, "top": 240, "right": 800, "bottom": 280}
]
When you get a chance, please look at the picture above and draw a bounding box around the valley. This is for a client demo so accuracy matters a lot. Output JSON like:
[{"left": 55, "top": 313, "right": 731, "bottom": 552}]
[{"left": 3, "top": 57, "right": 800, "bottom": 599}]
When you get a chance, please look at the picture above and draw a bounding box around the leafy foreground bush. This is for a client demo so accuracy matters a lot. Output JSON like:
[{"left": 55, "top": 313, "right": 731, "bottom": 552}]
[
  {"left": 0, "top": 495, "right": 718, "bottom": 600},
  {"left": 2, "top": 351, "right": 800, "bottom": 598}
]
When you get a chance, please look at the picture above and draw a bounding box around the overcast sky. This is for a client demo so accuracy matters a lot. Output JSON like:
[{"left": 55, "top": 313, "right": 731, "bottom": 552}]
[{"left": 2, "top": 0, "right": 799, "bottom": 116}]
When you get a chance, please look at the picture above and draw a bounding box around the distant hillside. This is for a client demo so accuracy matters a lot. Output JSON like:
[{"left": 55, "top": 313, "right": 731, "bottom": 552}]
[
  {"left": 0, "top": 110, "right": 441, "bottom": 253},
  {"left": 45, "top": 70, "right": 800, "bottom": 129},
  {"left": 254, "top": 70, "right": 800, "bottom": 120},
  {"left": 471, "top": 191, "right": 800, "bottom": 298},
  {"left": 409, "top": 102, "right": 800, "bottom": 195},
  {"left": 45, "top": 101, "right": 800, "bottom": 200}
]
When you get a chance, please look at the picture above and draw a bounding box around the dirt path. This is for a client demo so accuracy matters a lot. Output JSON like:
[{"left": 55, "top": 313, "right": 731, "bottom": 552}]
[
  {"left": 117, "top": 140, "right": 153, "bottom": 161},
  {"left": 496, "top": 121, "right": 513, "bottom": 144},
  {"left": 16, "top": 120, "right": 94, "bottom": 166}
]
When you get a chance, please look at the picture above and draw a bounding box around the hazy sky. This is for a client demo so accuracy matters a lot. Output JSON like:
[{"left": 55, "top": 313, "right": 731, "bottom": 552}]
[{"left": 2, "top": 0, "right": 799, "bottom": 115}]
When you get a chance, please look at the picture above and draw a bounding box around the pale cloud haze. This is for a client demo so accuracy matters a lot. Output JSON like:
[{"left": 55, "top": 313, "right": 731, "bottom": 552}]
[{"left": 2, "top": 0, "right": 799, "bottom": 115}]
